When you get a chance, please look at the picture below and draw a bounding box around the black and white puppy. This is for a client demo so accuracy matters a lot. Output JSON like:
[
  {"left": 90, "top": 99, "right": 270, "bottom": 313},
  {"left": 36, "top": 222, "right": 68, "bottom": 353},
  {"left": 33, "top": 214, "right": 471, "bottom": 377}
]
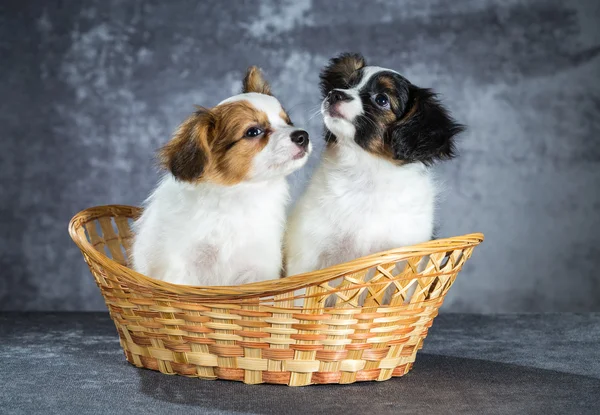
[{"left": 285, "top": 53, "right": 464, "bottom": 276}]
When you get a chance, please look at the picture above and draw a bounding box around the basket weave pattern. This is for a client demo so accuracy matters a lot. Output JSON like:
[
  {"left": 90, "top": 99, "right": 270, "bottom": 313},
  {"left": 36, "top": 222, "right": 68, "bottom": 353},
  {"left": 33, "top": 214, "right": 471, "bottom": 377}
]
[{"left": 69, "top": 205, "right": 483, "bottom": 386}]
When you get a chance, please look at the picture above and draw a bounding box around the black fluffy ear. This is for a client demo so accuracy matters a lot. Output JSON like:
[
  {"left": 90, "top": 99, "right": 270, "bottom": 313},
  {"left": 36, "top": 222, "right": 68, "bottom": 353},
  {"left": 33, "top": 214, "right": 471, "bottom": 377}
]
[
  {"left": 319, "top": 52, "right": 366, "bottom": 97},
  {"left": 388, "top": 88, "right": 465, "bottom": 165},
  {"left": 159, "top": 108, "right": 214, "bottom": 181},
  {"left": 242, "top": 66, "right": 272, "bottom": 95}
]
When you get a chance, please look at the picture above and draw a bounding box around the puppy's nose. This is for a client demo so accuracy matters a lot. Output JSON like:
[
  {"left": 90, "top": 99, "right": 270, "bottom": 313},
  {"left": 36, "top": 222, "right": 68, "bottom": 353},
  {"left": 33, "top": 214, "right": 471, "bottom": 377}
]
[
  {"left": 290, "top": 130, "right": 309, "bottom": 149},
  {"left": 328, "top": 89, "right": 353, "bottom": 105}
]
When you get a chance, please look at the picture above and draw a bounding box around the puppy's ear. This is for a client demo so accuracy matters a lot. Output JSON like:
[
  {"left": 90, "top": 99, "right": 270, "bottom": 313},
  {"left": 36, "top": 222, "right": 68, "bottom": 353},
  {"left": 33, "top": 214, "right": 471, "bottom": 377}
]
[
  {"left": 388, "top": 88, "right": 465, "bottom": 165},
  {"left": 159, "top": 107, "right": 214, "bottom": 181},
  {"left": 319, "top": 52, "right": 366, "bottom": 97},
  {"left": 242, "top": 66, "right": 272, "bottom": 95}
]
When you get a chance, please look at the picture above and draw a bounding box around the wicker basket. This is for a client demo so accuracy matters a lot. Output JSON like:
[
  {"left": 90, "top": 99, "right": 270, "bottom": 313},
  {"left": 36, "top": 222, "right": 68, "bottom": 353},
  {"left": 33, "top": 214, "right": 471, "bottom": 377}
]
[{"left": 69, "top": 205, "right": 483, "bottom": 386}]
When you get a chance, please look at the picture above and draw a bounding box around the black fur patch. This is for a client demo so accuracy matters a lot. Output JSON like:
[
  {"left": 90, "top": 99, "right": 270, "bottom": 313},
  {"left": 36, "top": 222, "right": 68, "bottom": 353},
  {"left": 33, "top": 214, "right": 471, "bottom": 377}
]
[
  {"left": 386, "top": 87, "right": 465, "bottom": 164},
  {"left": 319, "top": 52, "right": 366, "bottom": 98}
]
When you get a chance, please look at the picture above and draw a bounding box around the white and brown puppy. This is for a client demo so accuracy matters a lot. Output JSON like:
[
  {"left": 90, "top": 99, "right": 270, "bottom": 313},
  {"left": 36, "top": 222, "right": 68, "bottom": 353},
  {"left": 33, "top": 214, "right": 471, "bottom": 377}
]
[
  {"left": 132, "top": 67, "right": 311, "bottom": 286},
  {"left": 285, "top": 53, "right": 463, "bottom": 276}
]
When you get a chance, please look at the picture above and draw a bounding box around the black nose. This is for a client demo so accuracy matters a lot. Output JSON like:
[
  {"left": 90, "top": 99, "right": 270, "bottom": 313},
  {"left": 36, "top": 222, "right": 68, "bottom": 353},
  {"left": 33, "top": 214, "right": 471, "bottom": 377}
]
[
  {"left": 290, "top": 130, "right": 309, "bottom": 149},
  {"left": 328, "top": 89, "right": 353, "bottom": 105}
]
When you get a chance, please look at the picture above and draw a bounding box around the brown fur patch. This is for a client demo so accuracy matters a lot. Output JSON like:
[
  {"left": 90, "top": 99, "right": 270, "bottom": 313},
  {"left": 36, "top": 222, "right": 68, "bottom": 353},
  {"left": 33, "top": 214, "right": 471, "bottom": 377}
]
[
  {"left": 367, "top": 97, "right": 419, "bottom": 165},
  {"left": 159, "top": 101, "right": 271, "bottom": 185},
  {"left": 367, "top": 140, "right": 406, "bottom": 165},
  {"left": 398, "top": 97, "right": 419, "bottom": 123},
  {"left": 377, "top": 76, "right": 401, "bottom": 116},
  {"left": 334, "top": 54, "right": 366, "bottom": 84},
  {"left": 367, "top": 138, "right": 392, "bottom": 160},
  {"left": 381, "top": 107, "right": 398, "bottom": 124},
  {"left": 320, "top": 53, "right": 367, "bottom": 96},
  {"left": 158, "top": 108, "right": 213, "bottom": 181},
  {"left": 378, "top": 76, "right": 395, "bottom": 91},
  {"left": 242, "top": 66, "right": 272, "bottom": 95}
]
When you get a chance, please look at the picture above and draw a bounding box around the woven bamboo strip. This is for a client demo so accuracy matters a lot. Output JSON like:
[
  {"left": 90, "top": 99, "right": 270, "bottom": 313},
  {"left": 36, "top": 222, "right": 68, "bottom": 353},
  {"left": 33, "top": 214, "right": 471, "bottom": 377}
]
[{"left": 68, "top": 205, "right": 483, "bottom": 386}]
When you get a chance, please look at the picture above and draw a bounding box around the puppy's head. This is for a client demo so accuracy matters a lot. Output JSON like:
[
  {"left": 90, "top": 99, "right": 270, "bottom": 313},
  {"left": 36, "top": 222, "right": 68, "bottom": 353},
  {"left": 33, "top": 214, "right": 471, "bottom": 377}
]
[
  {"left": 319, "top": 53, "right": 464, "bottom": 165},
  {"left": 160, "top": 67, "right": 311, "bottom": 184}
]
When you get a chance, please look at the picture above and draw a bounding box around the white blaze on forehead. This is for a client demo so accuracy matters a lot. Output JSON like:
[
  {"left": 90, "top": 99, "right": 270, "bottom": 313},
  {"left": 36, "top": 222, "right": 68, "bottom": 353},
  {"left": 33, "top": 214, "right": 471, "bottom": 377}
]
[
  {"left": 354, "top": 66, "right": 400, "bottom": 91},
  {"left": 218, "top": 92, "right": 287, "bottom": 127}
]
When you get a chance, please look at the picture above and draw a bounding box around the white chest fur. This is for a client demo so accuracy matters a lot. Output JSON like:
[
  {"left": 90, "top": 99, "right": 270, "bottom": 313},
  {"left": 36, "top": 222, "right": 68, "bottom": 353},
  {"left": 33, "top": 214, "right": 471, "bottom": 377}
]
[
  {"left": 132, "top": 175, "right": 289, "bottom": 285},
  {"left": 285, "top": 146, "right": 436, "bottom": 276}
]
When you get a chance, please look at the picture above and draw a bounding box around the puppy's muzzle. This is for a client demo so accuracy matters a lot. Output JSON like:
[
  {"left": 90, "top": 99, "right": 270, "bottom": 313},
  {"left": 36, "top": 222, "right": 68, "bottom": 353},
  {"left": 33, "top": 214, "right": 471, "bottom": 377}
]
[{"left": 327, "top": 89, "right": 353, "bottom": 105}]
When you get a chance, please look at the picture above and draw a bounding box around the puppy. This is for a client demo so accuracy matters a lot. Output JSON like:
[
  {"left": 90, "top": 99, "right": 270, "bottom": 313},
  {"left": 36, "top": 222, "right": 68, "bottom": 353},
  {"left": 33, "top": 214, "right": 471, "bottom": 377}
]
[
  {"left": 132, "top": 67, "right": 311, "bottom": 286},
  {"left": 285, "top": 53, "right": 463, "bottom": 277}
]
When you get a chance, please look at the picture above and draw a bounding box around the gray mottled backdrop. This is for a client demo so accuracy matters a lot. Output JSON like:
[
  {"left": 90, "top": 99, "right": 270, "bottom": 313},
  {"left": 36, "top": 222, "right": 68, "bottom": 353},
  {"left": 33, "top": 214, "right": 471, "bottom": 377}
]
[{"left": 1, "top": 0, "right": 599, "bottom": 311}]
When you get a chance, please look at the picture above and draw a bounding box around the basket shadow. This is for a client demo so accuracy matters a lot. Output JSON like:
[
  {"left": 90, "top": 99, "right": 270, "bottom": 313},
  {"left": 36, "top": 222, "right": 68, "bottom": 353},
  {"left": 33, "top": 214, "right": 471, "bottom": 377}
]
[{"left": 135, "top": 354, "right": 600, "bottom": 414}]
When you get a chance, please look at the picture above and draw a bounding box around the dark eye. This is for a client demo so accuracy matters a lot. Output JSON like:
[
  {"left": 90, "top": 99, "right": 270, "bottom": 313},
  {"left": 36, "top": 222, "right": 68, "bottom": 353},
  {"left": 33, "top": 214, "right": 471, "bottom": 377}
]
[
  {"left": 373, "top": 93, "right": 390, "bottom": 108},
  {"left": 245, "top": 127, "right": 263, "bottom": 138}
]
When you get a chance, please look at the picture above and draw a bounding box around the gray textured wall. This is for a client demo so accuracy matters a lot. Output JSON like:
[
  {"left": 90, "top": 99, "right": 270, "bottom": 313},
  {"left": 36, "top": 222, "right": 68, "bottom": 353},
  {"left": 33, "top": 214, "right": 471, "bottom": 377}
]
[{"left": 1, "top": 0, "right": 599, "bottom": 312}]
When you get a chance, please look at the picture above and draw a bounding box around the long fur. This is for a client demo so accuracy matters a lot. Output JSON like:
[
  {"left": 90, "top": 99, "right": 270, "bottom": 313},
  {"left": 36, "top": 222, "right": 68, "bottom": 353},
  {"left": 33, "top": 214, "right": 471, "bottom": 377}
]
[
  {"left": 133, "top": 175, "right": 291, "bottom": 285},
  {"left": 133, "top": 67, "right": 311, "bottom": 286},
  {"left": 285, "top": 54, "right": 463, "bottom": 277}
]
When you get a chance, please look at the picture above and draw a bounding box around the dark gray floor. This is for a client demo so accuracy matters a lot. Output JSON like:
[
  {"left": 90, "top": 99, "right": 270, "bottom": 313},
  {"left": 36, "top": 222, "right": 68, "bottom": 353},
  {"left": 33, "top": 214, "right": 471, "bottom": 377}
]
[{"left": 1, "top": 313, "right": 598, "bottom": 414}]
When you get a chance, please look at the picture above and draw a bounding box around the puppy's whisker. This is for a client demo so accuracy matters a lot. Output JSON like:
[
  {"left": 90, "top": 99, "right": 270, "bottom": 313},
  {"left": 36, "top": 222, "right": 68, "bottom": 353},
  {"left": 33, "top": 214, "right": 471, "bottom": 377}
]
[
  {"left": 311, "top": 108, "right": 323, "bottom": 117},
  {"left": 308, "top": 104, "right": 322, "bottom": 113},
  {"left": 287, "top": 101, "right": 319, "bottom": 112},
  {"left": 307, "top": 107, "right": 324, "bottom": 122},
  {"left": 308, "top": 111, "right": 324, "bottom": 122}
]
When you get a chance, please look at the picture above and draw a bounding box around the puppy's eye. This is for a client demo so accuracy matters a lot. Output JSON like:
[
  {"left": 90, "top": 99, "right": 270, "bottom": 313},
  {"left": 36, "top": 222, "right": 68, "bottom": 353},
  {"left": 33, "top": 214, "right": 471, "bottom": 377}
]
[
  {"left": 373, "top": 93, "right": 390, "bottom": 108},
  {"left": 245, "top": 127, "right": 263, "bottom": 138}
]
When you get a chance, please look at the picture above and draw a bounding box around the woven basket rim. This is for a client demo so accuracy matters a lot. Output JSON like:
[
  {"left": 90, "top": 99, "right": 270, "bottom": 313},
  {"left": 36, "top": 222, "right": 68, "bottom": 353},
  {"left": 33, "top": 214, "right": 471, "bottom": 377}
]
[{"left": 69, "top": 204, "right": 484, "bottom": 300}]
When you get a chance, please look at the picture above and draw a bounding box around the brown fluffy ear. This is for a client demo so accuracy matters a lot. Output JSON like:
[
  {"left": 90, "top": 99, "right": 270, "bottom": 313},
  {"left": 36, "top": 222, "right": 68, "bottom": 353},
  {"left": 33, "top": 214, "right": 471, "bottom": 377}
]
[
  {"left": 319, "top": 52, "right": 366, "bottom": 97},
  {"left": 242, "top": 66, "right": 272, "bottom": 95},
  {"left": 158, "top": 108, "right": 214, "bottom": 181}
]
